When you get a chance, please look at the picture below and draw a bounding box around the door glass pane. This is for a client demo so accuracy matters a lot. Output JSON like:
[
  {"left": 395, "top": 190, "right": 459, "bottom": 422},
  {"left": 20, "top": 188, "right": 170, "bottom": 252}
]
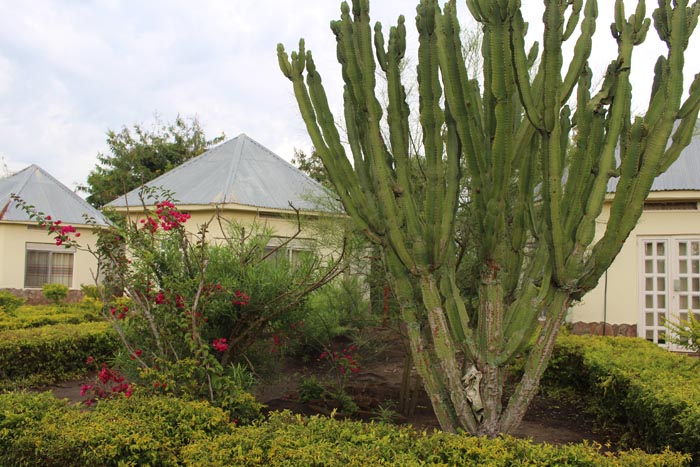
[
  {"left": 693, "top": 296, "right": 700, "bottom": 310},
  {"left": 658, "top": 243, "right": 666, "bottom": 256},
  {"left": 658, "top": 260, "right": 665, "bottom": 273},
  {"left": 658, "top": 331, "right": 666, "bottom": 344},
  {"left": 646, "top": 312, "right": 655, "bottom": 326},
  {"left": 658, "top": 295, "right": 666, "bottom": 308},
  {"left": 693, "top": 242, "right": 700, "bottom": 255},
  {"left": 680, "top": 242, "right": 688, "bottom": 256},
  {"left": 681, "top": 260, "right": 688, "bottom": 274},
  {"left": 681, "top": 278, "right": 688, "bottom": 292},
  {"left": 645, "top": 260, "right": 654, "bottom": 273},
  {"left": 681, "top": 295, "right": 689, "bottom": 309},
  {"left": 657, "top": 277, "right": 666, "bottom": 291},
  {"left": 694, "top": 260, "right": 700, "bottom": 274},
  {"left": 646, "top": 295, "right": 654, "bottom": 308}
]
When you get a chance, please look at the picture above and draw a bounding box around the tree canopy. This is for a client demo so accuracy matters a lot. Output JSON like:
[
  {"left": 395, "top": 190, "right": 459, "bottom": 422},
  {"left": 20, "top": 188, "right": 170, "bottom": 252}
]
[{"left": 80, "top": 115, "right": 224, "bottom": 208}]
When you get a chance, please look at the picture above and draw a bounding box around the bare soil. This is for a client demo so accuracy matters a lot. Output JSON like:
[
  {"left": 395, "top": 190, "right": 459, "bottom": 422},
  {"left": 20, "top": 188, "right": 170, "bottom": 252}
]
[{"left": 44, "top": 327, "right": 616, "bottom": 446}]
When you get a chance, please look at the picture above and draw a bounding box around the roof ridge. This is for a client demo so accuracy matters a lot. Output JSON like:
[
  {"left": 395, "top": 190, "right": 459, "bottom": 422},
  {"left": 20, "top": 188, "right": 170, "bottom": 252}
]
[
  {"left": 31, "top": 165, "right": 107, "bottom": 224},
  {"left": 7, "top": 164, "right": 36, "bottom": 198},
  {"left": 238, "top": 134, "right": 329, "bottom": 193},
  {"left": 3, "top": 164, "right": 108, "bottom": 225},
  {"left": 219, "top": 135, "right": 246, "bottom": 204}
]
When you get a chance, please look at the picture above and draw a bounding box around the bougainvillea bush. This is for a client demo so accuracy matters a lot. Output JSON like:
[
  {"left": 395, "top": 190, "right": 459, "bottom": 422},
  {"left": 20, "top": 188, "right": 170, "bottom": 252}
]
[{"left": 11, "top": 190, "right": 346, "bottom": 415}]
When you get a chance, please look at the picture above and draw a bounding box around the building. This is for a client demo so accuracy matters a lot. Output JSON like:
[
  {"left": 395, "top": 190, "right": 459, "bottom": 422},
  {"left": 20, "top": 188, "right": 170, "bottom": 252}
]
[
  {"left": 107, "top": 133, "right": 336, "bottom": 257},
  {"left": 570, "top": 135, "right": 700, "bottom": 349},
  {"left": 0, "top": 165, "right": 109, "bottom": 301}
]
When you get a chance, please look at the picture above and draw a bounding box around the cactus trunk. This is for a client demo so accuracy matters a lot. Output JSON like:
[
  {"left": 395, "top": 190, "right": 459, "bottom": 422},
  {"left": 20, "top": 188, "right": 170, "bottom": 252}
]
[{"left": 279, "top": 0, "right": 700, "bottom": 435}]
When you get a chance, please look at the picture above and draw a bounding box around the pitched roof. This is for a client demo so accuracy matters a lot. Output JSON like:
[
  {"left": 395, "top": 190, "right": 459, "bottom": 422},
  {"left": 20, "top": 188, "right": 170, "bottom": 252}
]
[
  {"left": 608, "top": 134, "right": 700, "bottom": 192},
  {"left": 107, "top": 133, "right": 335, "bottom": 212},
  {"left": 0, "top": 164, "right": 109, "bottom": 225}
]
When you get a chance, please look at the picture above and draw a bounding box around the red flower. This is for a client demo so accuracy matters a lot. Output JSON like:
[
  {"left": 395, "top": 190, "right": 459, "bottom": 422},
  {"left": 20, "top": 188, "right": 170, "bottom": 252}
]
[
  {"left": 232, "top": 290, "right": 250, "bottom": 306},
  {"left": 212, "top": 338, "right": 228, "bottom": 353}
]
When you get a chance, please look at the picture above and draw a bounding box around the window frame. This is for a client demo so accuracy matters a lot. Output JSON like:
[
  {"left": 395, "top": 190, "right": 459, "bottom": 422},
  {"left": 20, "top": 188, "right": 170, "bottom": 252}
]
[{"left": 24, "top": 242, "right": 76, "bottom": 288}]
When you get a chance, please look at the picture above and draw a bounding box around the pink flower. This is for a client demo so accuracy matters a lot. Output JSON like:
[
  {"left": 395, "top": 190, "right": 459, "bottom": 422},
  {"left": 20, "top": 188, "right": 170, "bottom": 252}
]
[
  {"left": 80, "top": 384, "right": 93, "bottom": 397},
  {"left": 232, "top": 290, "right": 250, "bottom": 306},
  {"left": 212, "top": 338, "right": 228, "bottom": 353}
]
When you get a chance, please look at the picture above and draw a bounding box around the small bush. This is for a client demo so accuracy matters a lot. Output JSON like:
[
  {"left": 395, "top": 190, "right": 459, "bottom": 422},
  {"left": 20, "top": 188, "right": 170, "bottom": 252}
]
[
  {"left": 0, "top": 322, "right": 118, "bottom": 388},
  {"left": 0, "top": 290, "right": 25, "bottom": 312},
  {"left": 42, "top": 283, "right": 69, "bottom": 304},
  {"left": 80, "top": 283, "right": 104, "bottom": 300}
]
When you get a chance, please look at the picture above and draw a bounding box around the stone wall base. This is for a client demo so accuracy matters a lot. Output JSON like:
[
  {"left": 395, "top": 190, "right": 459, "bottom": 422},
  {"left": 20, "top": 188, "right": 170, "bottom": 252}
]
[
  {"left": 569, "top": 321, "right": 637, "bottom": 337},
  {"left": 1, "top": 288, "right": 83, "bottom": 305}
]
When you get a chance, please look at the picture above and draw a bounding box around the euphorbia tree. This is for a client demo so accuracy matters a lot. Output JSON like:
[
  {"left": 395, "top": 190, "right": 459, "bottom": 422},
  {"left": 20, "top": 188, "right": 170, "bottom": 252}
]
[{"left": 278, "top": 0, "right": 700, "bottom": 435}]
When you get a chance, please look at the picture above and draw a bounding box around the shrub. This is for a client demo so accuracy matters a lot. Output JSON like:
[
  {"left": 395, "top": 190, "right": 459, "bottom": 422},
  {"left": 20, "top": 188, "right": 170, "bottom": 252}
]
[
  {"left": 0, "top": 304, "right": 101, "bottom": 331},
  {"left": 180, "top": 411, "right": 689, "bottom": 467},
  {"left": 42, "top": 283, "right": 69, "bottom": 304},
  {"left": 0, "top": 394, "right": 689, "bottom": 467},
  {"left": 546, "top": 335, "right": 700, "bottom": 460},
  {"left": 0, "top": 322, "right": 118, "bottom": 388},
  {"left": 0, "top": 392, "right": 233, "bottom": 467},
  {"left": 290, "top": 276, "right": 375, "bottom": 353},
  {"left": 0, "top": 290, "right": 25, "bottom": 312}
]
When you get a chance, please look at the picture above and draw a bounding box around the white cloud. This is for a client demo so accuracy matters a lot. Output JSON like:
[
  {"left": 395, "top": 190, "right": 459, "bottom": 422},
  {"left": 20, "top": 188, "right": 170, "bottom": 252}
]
[{"left": 0, "top": 1, "right": 697, "bottom": 193}]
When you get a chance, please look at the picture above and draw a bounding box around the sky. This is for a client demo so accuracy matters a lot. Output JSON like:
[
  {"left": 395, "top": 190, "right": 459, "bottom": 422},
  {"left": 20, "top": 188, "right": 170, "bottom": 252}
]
[{"left": 0, "top": 1, "right": 698, "bottom": 193}]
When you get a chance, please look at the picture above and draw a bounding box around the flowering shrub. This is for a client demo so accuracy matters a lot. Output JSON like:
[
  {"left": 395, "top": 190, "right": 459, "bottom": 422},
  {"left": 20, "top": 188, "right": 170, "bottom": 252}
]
[
  {"left": 11, "top": 189, "right": 346, "bottom": 417},
  {"left": 80, "top": 356, "right": 134, "bottom": 406}
]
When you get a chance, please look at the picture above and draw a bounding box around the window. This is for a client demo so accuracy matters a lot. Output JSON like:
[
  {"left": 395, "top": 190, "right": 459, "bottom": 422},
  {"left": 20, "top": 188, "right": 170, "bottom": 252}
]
[
  {"left": 24, "top": 243, "right": 75, "bottom": 288},
  {"left": 263, "top": 238, "right": 314, "bottom": 267}
]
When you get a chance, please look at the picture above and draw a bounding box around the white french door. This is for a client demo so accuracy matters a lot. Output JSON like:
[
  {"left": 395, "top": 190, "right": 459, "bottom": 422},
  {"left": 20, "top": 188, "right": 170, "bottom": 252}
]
[{"left": 640, "top": 237, "right": 700, "bottom": 349}]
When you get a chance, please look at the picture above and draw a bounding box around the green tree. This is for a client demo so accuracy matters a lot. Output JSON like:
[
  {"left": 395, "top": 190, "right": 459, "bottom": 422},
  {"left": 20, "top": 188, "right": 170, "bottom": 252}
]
[
  {"left": 80, "top": 115, "right": 224, "bottom": 208},
  {"left": 279, "top": 0, "right": 700, "bottom": 436}
]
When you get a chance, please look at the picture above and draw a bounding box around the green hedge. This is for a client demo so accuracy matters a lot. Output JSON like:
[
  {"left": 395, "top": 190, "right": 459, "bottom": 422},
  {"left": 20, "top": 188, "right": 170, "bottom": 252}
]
[
  {"left": 0, "top": 303, "right": 101, "bottom": 331},
  {"left": 546, "top": 335, "right": 700, "bottom": 459},
  {"left": 181, "top": 412, "right": 687, "bottom": 467},
  {"left": 0, "top": 393, "right": 687, "bottom": 467},
  {"left": 0, "top": 392, "right": 233, "bottom": 467},
  {"left": 0, "top": 322, "right": 118, "bottom": 388}
]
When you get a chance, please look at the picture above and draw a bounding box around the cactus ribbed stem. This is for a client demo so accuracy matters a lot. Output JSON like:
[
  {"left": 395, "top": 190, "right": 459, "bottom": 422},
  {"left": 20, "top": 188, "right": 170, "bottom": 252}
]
[{"left": 279, "top": 0, "right": 700, "bottom": 435}]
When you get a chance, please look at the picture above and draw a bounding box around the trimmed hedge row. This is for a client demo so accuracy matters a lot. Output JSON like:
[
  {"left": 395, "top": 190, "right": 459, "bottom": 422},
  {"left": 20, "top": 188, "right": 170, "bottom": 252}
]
[
  {"left": 546, "top": 335, "right": 700, "bottom": 459},
  {"left": 0, "top": 392, "right": 688, "bottom": 467},
  {"left": 0, "top": 321, "right": 118, "bottom": 388},
  {"left": 0, "top": 303, "right": 102, "bottom": 331}
]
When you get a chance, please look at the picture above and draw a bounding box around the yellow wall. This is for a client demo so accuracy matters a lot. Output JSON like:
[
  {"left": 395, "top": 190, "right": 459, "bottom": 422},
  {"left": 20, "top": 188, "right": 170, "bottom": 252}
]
[
  {"left": 0, "top": 221, "right": 102, "bottom": 290},
  {"left": 117, "top": 203, "right": 323, "bottom": 245},
  {"left": 570, "top": 191, "right": 700, "bottom": 327}
]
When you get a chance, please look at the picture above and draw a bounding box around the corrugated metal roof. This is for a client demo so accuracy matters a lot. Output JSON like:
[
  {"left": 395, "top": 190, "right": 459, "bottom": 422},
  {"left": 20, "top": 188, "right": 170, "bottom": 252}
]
[
  {"left": 108, "top": 133, "right": 336, "bottom": 211},
  {"left": 0, "top": 165, "right": 109, "bottom": 225},
  {"left": 608, "top": 134, "right": 700, "bottom": 192}
]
